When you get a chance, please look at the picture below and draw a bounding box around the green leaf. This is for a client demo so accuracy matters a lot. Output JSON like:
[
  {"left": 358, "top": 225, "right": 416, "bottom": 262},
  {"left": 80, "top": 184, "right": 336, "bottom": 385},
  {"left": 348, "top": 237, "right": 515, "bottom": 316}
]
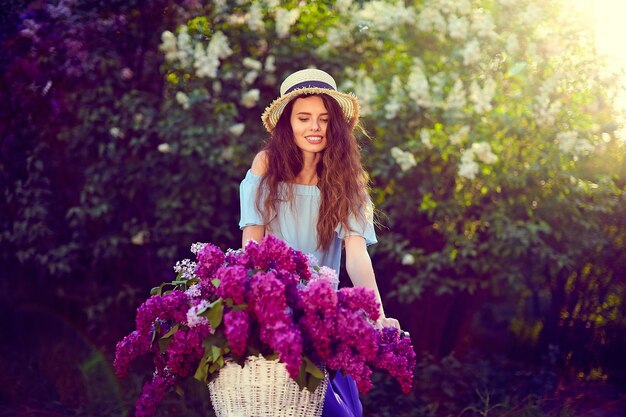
[
  {"left": 206, "top": 299, "right": 224, "bottom": 329},
  {"left": 304, "top": 357, "right": 324, "bottom": 379},
  {"left": 161, "top": 324, "right": 179, "bottom": 340},
  {"left": 194, "top": 356, "right": 209, "bottom": 382},
  {"left": 211, "top": 345, "right": 222, "bottom": 362},
  {"left": 175, "top": 384, "right": 185, "bottom": 397}
]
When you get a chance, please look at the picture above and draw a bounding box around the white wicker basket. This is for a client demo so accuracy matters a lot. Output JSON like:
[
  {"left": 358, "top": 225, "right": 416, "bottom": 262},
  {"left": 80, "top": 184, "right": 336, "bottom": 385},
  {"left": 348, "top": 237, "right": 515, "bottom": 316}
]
[{"left": 208, "top": 355, "right": 327, "bottom": 417}]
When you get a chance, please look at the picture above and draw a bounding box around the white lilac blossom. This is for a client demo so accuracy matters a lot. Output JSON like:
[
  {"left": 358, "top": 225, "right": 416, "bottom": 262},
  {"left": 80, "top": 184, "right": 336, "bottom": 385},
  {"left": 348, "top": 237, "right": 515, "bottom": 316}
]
[
  {"left": 420, "top": 130, "right": 433, "bottom": 149},
  {"left": 356, "top": 1, "right": 416, "bottom": 32},
  {"left": 275, "top": 7, "right": 300, "bottom": 38},
  {"left": 453, "top": 0, "right": 471, "bottom": 15},
  {"left": 213, "top": 0, "right": 227, "bottom": 12},
  {"left": 417, "top": 6, "right": 447, "bottom": 34},
  {"left": 131, "top": 230, "right": 148, "bottom": 245},
  {"left": 247, "top": 2, "right": 264, "bottom": 32},
  {"left": 241, "top": 89, "right": 260, "bottom": 108},
  {"left": 519, "top": 4, "right": 543, "bottom": 27},
  {"left": 244, "top": 70, "right": 258, "bottom": 84},
  {"left": 470, "top": 11, "right": 497, "bottom": 39},
  {"left": 449, "top": 126, "right": 470, "bottom": 145},
  {"left": 555, "top": 131, "right": 592, "bottom": 154},
  {"left": 317, "top": 26, "right": 352, "bottom": 54},
  {"left": 506, "top": 34, "right": 520, "bottom": 55},
  {"left": 401, "top": 253, "right": 415, "bottom": 266},
  {"left": 407, "top": 61, "right": 432, "bottom": 108},
  {"left": 205, "top": 31, "right": 233, "bottom": 76},
  {"left": 432, "top": 0, "right": 455, "bottom": 14},
  {"left": 384, "top": 76, "right": 404, "bottom": 120},
  {"left": 157, "top": 143, "right": 171, "bottom": 153},
  {"left": 190, "top": 242, "right": 207, "bottom": 254},
  {"left": 264, "top": 55, "right": 276, "bottom": 72},
  {"left": 194, "top": 31, "right": 233, "bottom": 79},
  {"left": 535, "top": 97, "right": 562, "bottom": 127},
  {"left": 444, "top": 79, "right": 466, "bottom": 111},
  {"left": 458, "top": 148, "right": 479, "bottom": 179},
  {"left": 461, "top": 40, "right": 481, "bottom": 65},
  {"left": 469, "top": 78, "right": 496, "bottom": 114},
  {"left": 390, "top": 147, "right": 417, "bottom": 172},
  {"left": 110, "top": 127, "right": 124, "bottom": 138},
  {"left": 184, "top": 283, "right": 201, "bottom": 298},
  {"left": 175, "top": 91, "right": 190, "bottom": 109},
  {"left": 186, "top": 300, "right": 210, "bottom": 328},
  {"left": 213, "top": 81, "right": 222, "bottom": 95},
  {"left": 160, "top": 31, "right": 178, "bottom": 62},
  {"left": 228, "top": 123, "right": 245, "bottom": 137},
  {"left": 210, "top": 31, "right": 233, "bottom": 59},
  {"left": 221, "top": 147, "right": 235, "bottom": 161},
  {"left": 194, "top": 43, "right": 215, "bottom": 78},
  {"left": 176, "top": 26, "right": 192, "bottom": 68},
  {"left": 447, "top": 15, "right": 469, "bottom": 40},
  {"left": 174, "top": 258, "right": 197, "bottom": 279},
  {"left": 243, "top": 57, "right": 262, "bottom": 71},
  {"left": 346, "top": 71, "right": 377, "bottom": 116},
  {"left": 335, "top": 0, "right": 353, "bottom": 14},
  {"left": 471, "top": 142, "right": 498, "bottom": 164}
]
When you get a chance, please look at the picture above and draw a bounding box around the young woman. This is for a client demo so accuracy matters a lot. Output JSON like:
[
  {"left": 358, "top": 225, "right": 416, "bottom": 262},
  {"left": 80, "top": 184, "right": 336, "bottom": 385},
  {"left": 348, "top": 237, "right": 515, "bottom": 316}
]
[{"left": 239, "top": 68, "right": 399, "bottom": 417}]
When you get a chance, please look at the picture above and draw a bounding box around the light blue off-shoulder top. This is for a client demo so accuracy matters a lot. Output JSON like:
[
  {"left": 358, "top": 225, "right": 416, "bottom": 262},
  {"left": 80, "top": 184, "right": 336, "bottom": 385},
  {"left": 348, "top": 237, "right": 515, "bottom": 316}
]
[{"left": 239, "top": 170, "right": 377, "bottom": 275}]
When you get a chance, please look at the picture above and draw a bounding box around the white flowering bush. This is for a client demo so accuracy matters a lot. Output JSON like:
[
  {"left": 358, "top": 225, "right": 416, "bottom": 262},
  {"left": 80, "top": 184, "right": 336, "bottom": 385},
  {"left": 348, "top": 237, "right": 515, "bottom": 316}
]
[{"left": 132, "top": 0, "right": 626, "bottom": 414}]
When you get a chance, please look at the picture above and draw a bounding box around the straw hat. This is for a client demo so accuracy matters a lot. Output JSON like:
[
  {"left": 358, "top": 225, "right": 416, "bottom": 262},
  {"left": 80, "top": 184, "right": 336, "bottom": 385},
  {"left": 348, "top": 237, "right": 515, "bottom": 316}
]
[{"left": 261, "top": 68, "right": 360, "bottom": 132}]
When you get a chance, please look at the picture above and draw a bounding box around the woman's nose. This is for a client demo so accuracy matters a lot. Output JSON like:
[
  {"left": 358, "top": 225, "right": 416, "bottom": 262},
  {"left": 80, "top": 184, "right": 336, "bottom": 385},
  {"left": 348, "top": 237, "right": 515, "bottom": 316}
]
[{"left": 310, "top": 119, "right": 320, "bottom": 131}]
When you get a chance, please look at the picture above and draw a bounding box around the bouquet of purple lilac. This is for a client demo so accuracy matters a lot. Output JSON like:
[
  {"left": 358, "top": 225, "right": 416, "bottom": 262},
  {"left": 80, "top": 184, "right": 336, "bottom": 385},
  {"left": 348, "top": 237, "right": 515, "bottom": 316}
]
[{"left": 114, "top": 235, "right": 416, "bottom": 417}]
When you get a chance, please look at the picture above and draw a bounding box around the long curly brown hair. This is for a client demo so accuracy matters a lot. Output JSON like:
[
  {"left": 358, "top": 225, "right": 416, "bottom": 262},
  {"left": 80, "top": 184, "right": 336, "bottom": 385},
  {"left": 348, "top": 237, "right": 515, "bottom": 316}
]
[{"left": 256, "top": 93, "right": 370, "bottom": 251}]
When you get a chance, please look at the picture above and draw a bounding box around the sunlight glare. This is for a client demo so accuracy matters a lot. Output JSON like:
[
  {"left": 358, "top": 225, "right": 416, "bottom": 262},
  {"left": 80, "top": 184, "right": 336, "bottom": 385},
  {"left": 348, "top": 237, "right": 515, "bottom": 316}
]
[{"left": 570, "top": 0, "right": 626, "bottom": 72}]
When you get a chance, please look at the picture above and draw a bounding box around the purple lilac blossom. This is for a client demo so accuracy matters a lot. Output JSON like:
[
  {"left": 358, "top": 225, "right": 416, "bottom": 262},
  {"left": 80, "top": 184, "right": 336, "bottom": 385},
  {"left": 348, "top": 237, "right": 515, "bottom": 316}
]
[
  {"left": 114, "top": 330, "right": 150, "bottom": 378},
  {"left": 194, "top": 243, "right": 225, "bottom": 280},
  {"left": 165, "top": 323, "right": 212, "bottom": 377},
  {"left": 216, "top": 265, "right": 248, "bottom": 305},
  {"left": 299, "top": 279, "right": 338, "bottom": 360},
  {"left": 316, "top": 266, "right": 339, "bottom": 286},
  {"left": 135, "top": 291, "right": 190, "bottom": 337},
  {"left": 337, "top": 286, "right": 380, "bottom": 322},
  {"left": 292, "top": 249, "right": 312, "bottom": 281},
  {"left": 246, "top": 234, "right": 297, "bottom": 272},
  {"left": 250, "top": 270, "right": 303, "bottom": 378},
  {"left": 225, "top": 247, "right": 250, "bottom": 267},
  {"left": 223, "top": 310, "right": 250, "bottom": 357},
  {"left": 134, "top": 370, "right": 176, "bottom": 417},
  {"left": 374, "top": 327, "right": 416, "bottom": 394}
]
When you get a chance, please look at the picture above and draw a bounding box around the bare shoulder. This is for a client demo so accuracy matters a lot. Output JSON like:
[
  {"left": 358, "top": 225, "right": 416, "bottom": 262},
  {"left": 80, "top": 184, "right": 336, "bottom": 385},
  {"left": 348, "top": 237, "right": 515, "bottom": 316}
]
[{"left": 251, "top": 150, "right": 269, "bottom": 176}]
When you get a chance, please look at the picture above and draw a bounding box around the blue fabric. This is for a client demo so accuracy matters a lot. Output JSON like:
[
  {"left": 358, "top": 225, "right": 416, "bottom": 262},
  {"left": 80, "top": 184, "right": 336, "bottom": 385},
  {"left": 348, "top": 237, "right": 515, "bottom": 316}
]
[
  {"left": 239, "top": 169, "right": 376, "bottom": 416},
  {"left": 322, "top": 372, "right": 363, "bottom": 417},
  {"left": 239, "top": 169, "right": 377, "bottom": 279}
]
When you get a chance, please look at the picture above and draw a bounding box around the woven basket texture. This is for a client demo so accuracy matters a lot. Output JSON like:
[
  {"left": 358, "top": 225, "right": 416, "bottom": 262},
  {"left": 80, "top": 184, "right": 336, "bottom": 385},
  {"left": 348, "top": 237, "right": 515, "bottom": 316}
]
[{"left": 208, "top": 355, "right": 327, "bottom": 417}]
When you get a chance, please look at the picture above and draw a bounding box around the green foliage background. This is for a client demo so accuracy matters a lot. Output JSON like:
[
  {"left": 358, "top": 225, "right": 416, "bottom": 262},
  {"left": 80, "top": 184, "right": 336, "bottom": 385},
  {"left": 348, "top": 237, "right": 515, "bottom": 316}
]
[{"left": 1, "top": 0, "right": 625, "bottom": 416}]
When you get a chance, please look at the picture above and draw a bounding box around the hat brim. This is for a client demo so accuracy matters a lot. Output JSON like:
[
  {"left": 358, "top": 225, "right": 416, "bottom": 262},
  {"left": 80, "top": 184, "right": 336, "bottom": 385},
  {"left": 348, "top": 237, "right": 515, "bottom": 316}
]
[{"left": 261, "top": 87, "right": 360, "bottom": 132}]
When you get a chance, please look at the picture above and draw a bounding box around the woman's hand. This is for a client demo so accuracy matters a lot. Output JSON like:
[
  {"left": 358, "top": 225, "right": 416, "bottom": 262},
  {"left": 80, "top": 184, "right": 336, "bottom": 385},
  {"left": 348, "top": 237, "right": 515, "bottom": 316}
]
[
  {"left": 376, "top": 316, "right": 410, "bottom": 338},
  {"left": 376, "top": 316, "right": 400, "bottom": 330}
]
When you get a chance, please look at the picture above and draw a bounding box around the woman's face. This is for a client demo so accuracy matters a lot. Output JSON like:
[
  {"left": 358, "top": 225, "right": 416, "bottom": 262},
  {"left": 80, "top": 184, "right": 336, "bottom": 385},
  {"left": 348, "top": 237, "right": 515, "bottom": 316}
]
[{"left": 290, "top": 95, "right": 329, "bottom": 155}]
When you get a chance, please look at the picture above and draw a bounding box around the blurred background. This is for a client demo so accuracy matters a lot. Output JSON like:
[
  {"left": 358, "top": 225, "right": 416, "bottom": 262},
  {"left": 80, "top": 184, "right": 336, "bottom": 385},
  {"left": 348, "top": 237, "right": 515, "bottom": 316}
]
[{"left": 1, "top": 0, "right": 625, "bottom": 416}]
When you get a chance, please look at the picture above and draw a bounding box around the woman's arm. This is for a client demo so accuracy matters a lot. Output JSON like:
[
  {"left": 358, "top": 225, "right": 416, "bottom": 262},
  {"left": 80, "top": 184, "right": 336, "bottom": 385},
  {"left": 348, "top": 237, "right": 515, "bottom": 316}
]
[
  {"left": 242, "top": 225, "right": 265, "bottom": 248},
  {"left": 344, "top": 235, "right": 400, "bottom": 329},
  {"left": 241, "top": 151, "right": 269, "bottom": 247}
]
